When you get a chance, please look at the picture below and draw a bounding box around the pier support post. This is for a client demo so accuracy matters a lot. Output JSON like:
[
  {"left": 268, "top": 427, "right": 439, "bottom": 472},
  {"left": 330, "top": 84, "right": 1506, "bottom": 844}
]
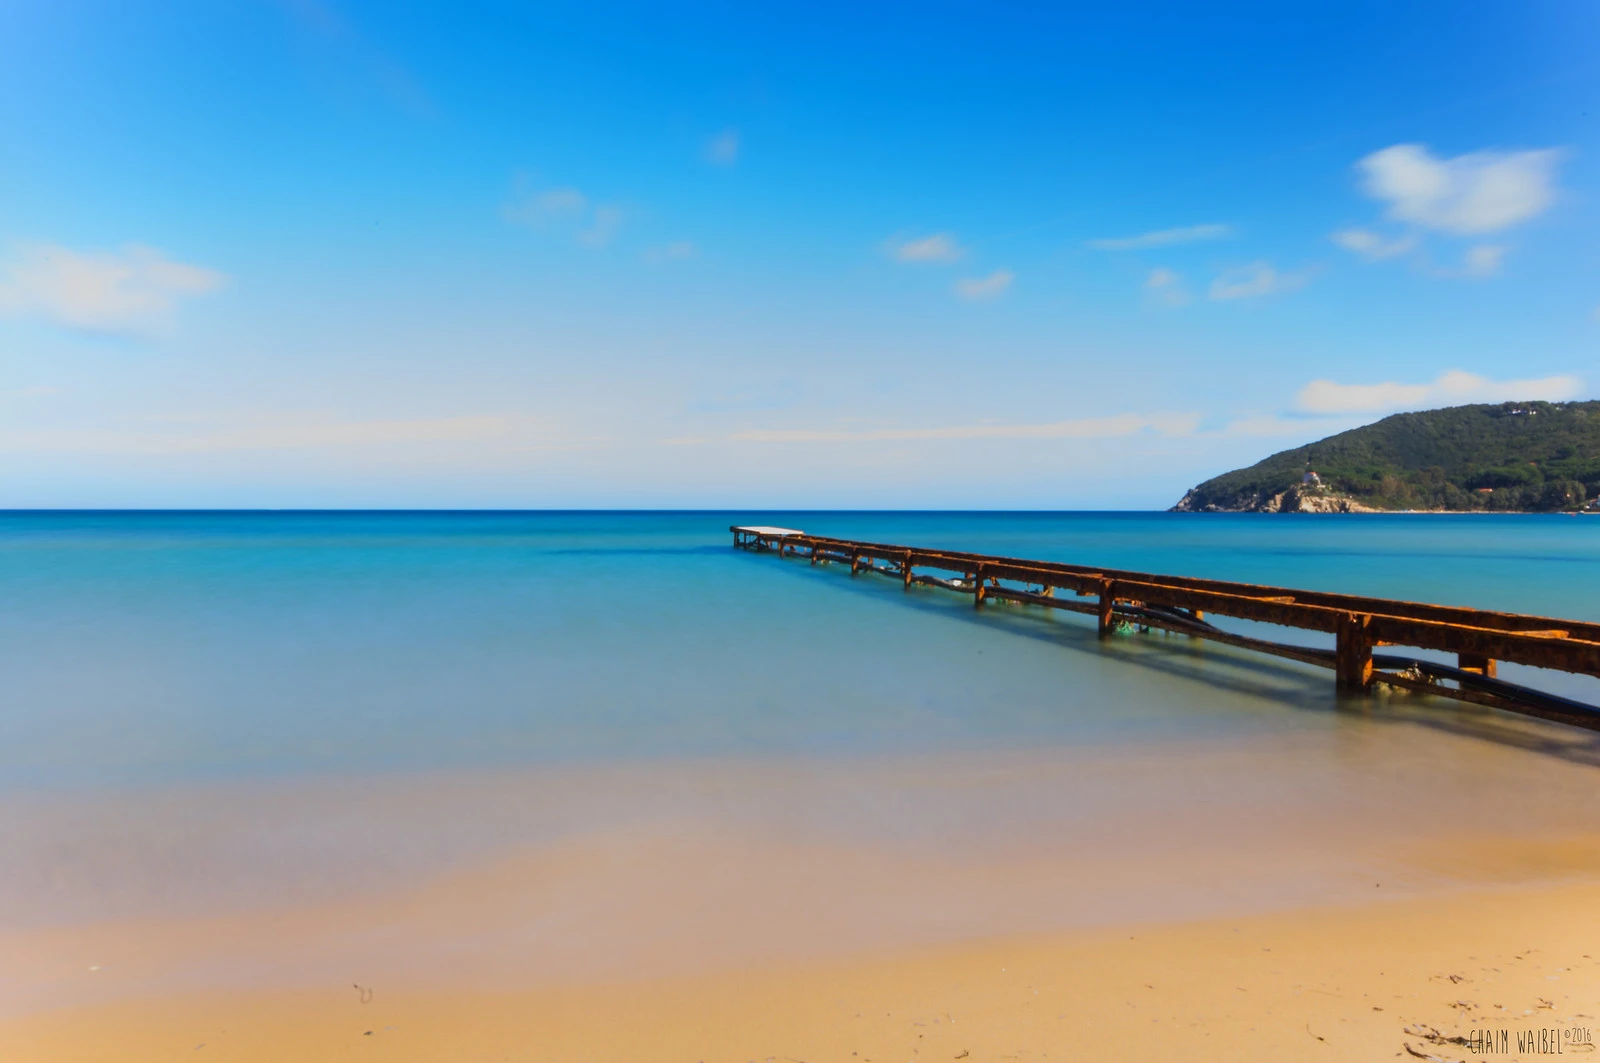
[
  {"left": 973, "top": 565, "right": 987, "bottom": 608},
  {"left": 850, "top": 551, "right": 861, "bottom": 576},
  {"left": 1457, "top": 653, "right": 1497, "bottom": 678},
  {"left": 1097, "top": 580, "right": 1116, "bottom": 637},
  {"left": 1335, "top": 613, "right": 1374, "bottom": 692},
  {"left": 903, "top": 551, "right": 913, "bottom": 590}
]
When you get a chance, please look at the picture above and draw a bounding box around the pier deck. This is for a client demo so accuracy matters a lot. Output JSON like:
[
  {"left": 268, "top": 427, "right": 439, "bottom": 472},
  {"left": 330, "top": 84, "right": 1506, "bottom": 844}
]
[{"left": 730, "top": 526, "right": 1600, "bottom": 731}]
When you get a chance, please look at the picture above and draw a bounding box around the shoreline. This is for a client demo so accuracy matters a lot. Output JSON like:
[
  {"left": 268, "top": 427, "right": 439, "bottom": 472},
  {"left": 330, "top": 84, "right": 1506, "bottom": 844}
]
[
  {"left": 6, "top": 729, "right": 1600, "bottom": 1015},
  {"left": 4, "top": 879, "right": 1597, "bottom": 1062}
]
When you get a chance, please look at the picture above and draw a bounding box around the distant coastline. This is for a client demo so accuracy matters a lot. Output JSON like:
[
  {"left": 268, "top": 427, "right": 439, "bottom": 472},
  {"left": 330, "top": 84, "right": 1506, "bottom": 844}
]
[
  {"left": 1175, "top": 501, "right": 1597, "bottom": 514},
  {"left": 1173, "top": 400, "right": 1600, "bottom": 514}
]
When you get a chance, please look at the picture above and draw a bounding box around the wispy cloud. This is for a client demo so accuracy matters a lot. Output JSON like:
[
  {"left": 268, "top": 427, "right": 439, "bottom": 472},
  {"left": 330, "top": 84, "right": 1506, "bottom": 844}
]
[
  {"left": 1330, "top": 228, "right": 1417, "bottom": 260},
  {"left": 1296, "top": 370, "right": 1583, "bottom": 415},
  {"left": 579, "top": 205, "right": 625, "bottom": 248},
  {"left": 503, "top": 184, "right": 586, "bottom": 226},
  {"left": 1087, "top": 223, "right": 1231, "bottom": 251},
  {"left": 1209, "top": 261, "right": 1310, "bottom": 301},
  {"left": 1217, "top": 413, "right": 1343, "bottom": 437},
  {"left": 1407, "top": 244, "right": 1508, "bottom": 280},
  {"left": 280, "top": 0, "right": 435, "bottom": 118},
  {"left": 0, "top": 385, "right": 59, "bottom": 400},
  {"left": 517, "top": 187, "right": 587, "bottom": 220},
  {"left": 954, "top": 269, "right": 1013, "bottom": 301},
  {"left": 643, "top": 241, "right": 696, "bottom": 264},
  {"left": 504, "top": 181, "right": 625, "bottom": 248},
  {"left": 0, "top": 244, "right": 225, "bottom": 336},
  {"left": 1144, "top": 267, "right": 1190, "bottom": 308},
  {"left": 671, "top": 412, "right": 1201, "bottom": 445},
  {"left": 1356, "top": 144, "right": 1562, "bottom": 235},
  {"left": 1455, "top": 244, "right": 1506, "bottom": 278},
  {"left": 705, "top": 129, "right": 740, "bottom": 165},
  {"left": 886, "top": 232, "right": 964, "bottom": 264},
  {"left": 0, "top": 411, "right": 560, "bottom": 455}
]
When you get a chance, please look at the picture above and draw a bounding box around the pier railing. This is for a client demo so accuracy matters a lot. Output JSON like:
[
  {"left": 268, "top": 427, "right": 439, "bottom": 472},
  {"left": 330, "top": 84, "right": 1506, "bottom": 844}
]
[{"left": 731, "top": 526, "right": 1600, "bottom": 731}]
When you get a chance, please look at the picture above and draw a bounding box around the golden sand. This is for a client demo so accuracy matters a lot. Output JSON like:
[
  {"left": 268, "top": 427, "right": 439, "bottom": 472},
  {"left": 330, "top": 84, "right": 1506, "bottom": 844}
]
[
  {"left": 6, "top": 731, "right": 1600, "bottom": 1062},
  {"left": 3, "top": 878, "right": 1597, "bottom": 1063}
]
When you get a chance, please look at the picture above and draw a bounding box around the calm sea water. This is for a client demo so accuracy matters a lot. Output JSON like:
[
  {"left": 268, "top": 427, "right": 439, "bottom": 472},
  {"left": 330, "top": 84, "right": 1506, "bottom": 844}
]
[
  {"left": 6, "top": 511, "right": 1600, "bottom": 1009},
  {"left": 2, "top": 510, "right": 1597, "bottom": 791}
]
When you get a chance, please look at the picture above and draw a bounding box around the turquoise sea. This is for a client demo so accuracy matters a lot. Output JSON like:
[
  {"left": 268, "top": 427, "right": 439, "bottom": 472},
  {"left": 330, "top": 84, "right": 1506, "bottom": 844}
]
[
  {"left": 5, "top": 510, "right": 1600, "bottom": 1010},
  {"left": 3, "top": 510, "right": 1598, "bottom": 791}
]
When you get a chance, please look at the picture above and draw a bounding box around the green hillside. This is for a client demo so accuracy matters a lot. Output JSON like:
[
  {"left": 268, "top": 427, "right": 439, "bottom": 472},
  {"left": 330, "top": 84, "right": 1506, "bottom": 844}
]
[{"left": 1173, "top": 401, "right": 1600, "bottom": 512}]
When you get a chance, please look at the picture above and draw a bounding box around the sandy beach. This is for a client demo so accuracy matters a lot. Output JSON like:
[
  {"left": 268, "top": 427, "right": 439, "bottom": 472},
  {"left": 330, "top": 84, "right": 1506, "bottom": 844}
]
[
  {"left": 3, "top": 875, "right": 1597, "bottom": 1063},
  {"left": 4, "top": 733, "right": 1599, "bottom": 1062}
]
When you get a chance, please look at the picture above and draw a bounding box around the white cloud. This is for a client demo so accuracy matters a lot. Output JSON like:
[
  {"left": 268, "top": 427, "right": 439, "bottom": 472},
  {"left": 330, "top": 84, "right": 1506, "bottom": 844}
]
[
  {"left": 1462, "top": 244, "right": 1505, "bottom": 277},
  {"left": 503, "top": 185, "right": 587, "bottom": 224},
  {"left": 504, "top": 182, "right": 625, "bottom": 247},
  {"left": 0, "top": 411, "right": 562, "bottom": 455},
  {"left": 690, "top": 411, "right": 1202, "bottom": 444},
  {"left": 1423, "top": 244, "right": 1509, "bottom": 280},
  {"left": 1219, "top": 414, "right": 1339, "bottom": 437},
  {"left": 705, "top": 129, "right": 740, "bottom": 165},
  {"left": 1296, "top": 370, "right": 1584, "bottom": 415},
  {"left": 1356, "top": 143, "right": 1561, "bottom": 234},
  {"left": 1144, "top": 267, "right": 1190, "bottom": 307},
  {"left": 0, "top": 385, "right": 59, "bottom": 400},
  {"left": 1087, "top": 223, "right": 1231, "bottom": 251},
  {"left": 954, "top": 269, "right": 1013, "bottom": 301},
  {"left": 643, "top": 241, "right": 696, "bottom": 264},
  {"left": 1330, "top": 228, "right": 1417, "bottom": 260},
  {"left": 534, "top": 187, "right": 586, "bottom": 216},
  {"left": 579, "top": 205, "right": 625, "bottom": 248},
  {"left": 1208, "top": 261, "right": 1309, "bottom": 301},
  {"left": 0, "top": 244, "right": 225, "bottom": 336},
  {"left": 279, "top": 0, "right": 435, "bottom": 118},
  {"left": 887, "top": 232, "right": 964, "bottom": 264}
]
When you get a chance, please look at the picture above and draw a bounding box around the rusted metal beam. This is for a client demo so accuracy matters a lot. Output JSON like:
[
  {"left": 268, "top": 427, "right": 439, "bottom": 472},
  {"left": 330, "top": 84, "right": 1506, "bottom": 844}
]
[
  {"left": 1335, "top": 613, "right": 1375, "bottom": 691},
  {"left": 981, "top": 584, "right": 1100, "bottom": 617},
  {"left": 773, "top": 534, "right": 1600, "bottom": 679},
  {"left": 732, "top": 527, "right": 1600, "bottom": 724},
  {"left": 786, "top": 533, "right": 1600, "bottom": 643},
  {"left": 1375, "top": 671, "right": 1600, "bottom": 733},
  {"left": 1364, "top": 615, "right": 1599, "bottom": 678}
]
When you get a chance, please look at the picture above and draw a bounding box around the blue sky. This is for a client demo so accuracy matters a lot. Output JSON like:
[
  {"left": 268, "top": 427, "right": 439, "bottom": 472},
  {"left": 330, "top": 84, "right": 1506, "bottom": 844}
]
[{"left": 1, "top": 0, "right": 1596, "bottom": 508}]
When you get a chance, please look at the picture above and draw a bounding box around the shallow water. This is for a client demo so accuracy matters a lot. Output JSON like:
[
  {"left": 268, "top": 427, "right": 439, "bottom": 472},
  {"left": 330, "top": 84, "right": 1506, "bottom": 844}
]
[
  {"left": 3, "top": 510, "right": 1596, "bottom": 789},
  {"left": 2, "top": 511, "right": 1599, "bottom": 1009}
]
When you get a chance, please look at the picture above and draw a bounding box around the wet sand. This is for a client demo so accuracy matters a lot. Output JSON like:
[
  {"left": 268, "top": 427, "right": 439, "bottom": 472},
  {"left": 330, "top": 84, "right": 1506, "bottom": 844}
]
[
  {"left": 4, "top": 878, "right": 1598, "bottom": 1062},
  {"left": 4, "top": 725, "right": 1600, "bottom": 1060}
]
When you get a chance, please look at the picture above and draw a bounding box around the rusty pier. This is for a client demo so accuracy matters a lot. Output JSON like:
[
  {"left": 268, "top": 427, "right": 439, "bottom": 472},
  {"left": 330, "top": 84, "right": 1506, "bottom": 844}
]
[{"left": 731, "top": 525, "right": 1600, "bottom": 731}]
